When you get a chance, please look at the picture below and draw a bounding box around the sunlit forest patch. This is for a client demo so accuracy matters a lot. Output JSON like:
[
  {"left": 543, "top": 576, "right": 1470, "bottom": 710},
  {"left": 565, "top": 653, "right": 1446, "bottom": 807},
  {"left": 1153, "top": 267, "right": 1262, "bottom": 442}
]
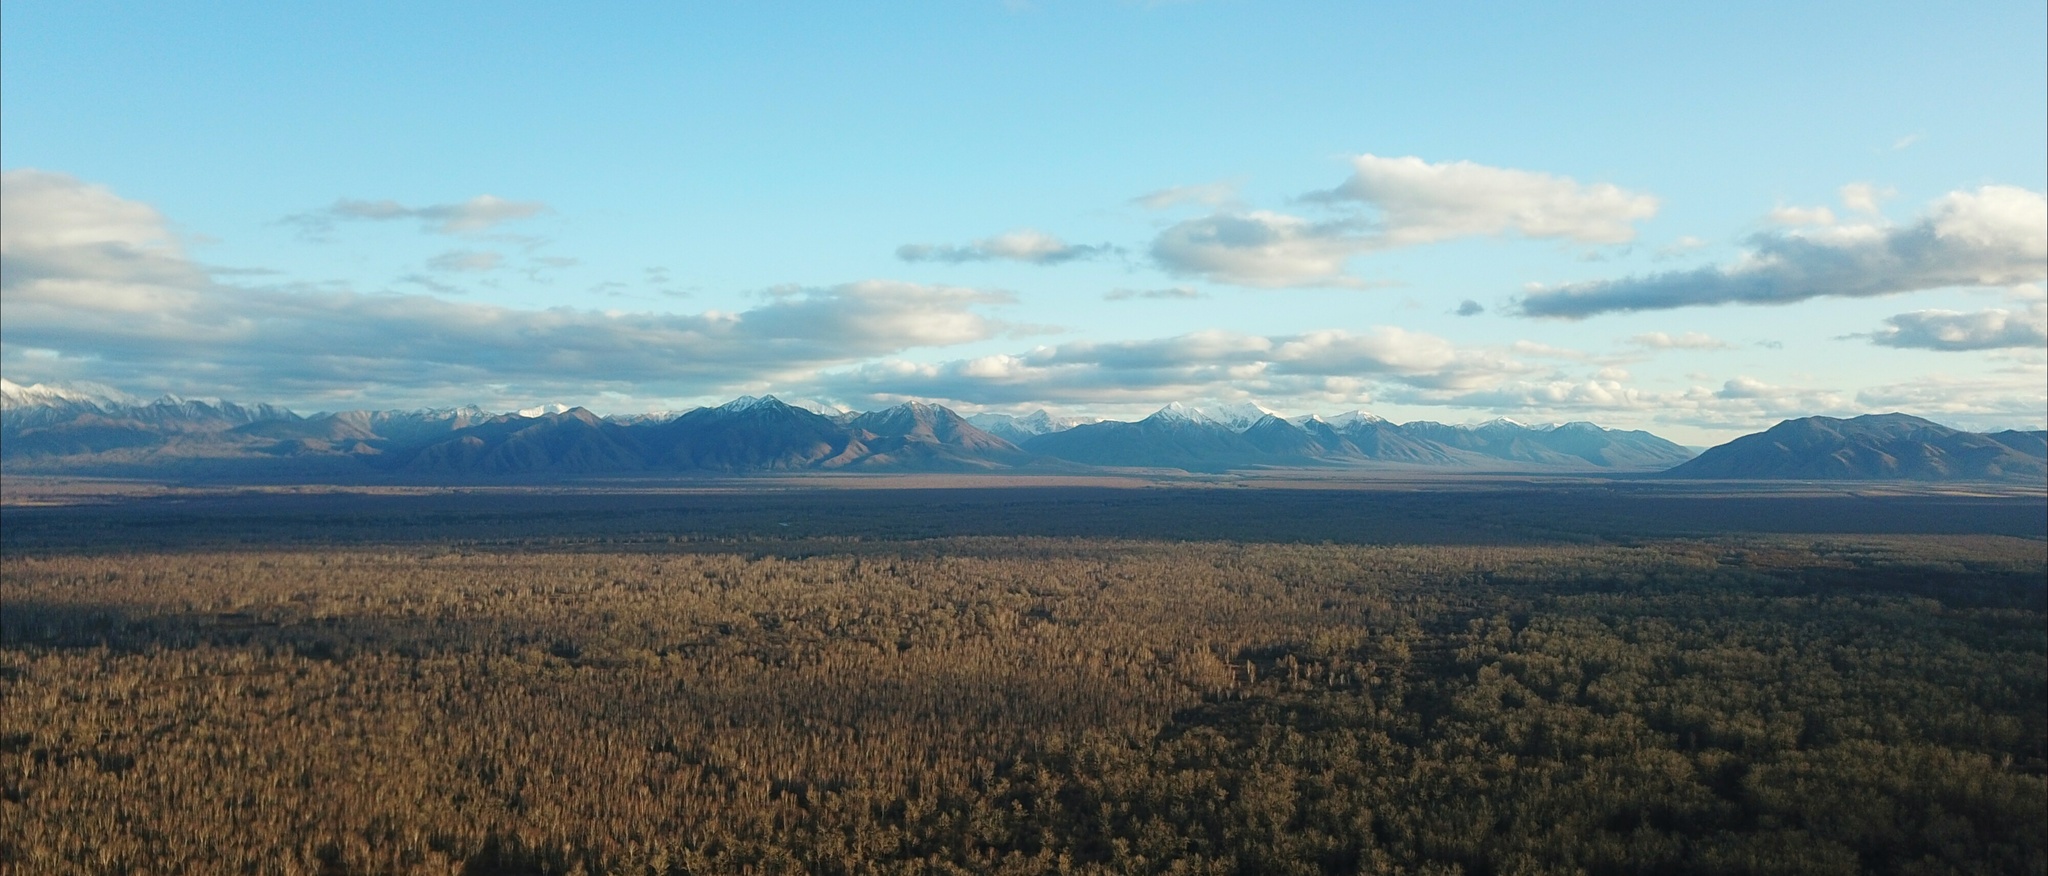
[{"left": 3, "top": 495, "right": 2042, "bottom": 874}]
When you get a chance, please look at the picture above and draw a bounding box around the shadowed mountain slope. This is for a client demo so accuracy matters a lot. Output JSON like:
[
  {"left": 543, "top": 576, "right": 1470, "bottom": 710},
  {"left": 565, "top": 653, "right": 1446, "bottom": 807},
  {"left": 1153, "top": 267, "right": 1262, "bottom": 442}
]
[{"left": 1664, "top": 414, "right": 2048, "bottom": 482}]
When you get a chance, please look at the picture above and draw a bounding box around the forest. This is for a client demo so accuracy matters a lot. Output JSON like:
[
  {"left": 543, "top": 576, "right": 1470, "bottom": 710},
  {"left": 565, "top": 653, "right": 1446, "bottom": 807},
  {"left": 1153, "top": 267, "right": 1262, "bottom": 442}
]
[{"left": 1, "top": 484, "right": 2043, "bottom": 874}]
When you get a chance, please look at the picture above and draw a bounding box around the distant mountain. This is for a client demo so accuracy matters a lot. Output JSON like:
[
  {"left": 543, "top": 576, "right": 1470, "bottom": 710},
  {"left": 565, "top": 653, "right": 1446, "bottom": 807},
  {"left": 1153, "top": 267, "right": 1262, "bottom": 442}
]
[
  {"left": 55, "top": 379, "right": 2029, "bottom": 483},
  {"left": 1399, "top": 419, "right": 1694, "bottom": 469},
  {"left": 1, "top": 378, "right": 301, "bottom": 463},
  {"left": 1322, "top": 416, "right": 1467, "bottom": 465},
  {"left": 965, "top": 410, "right": 1090, "bottom": 444},
  {"left": 370, "top": 396, "right": 1036, "bottom": 476},
  {"left": 1024, "top": 406, "right": 1276, "bottom": 472},
  {"left": 1664, "top": 414, "right": 2048, "bottom": 482},
  {"left": 390, "top": 408, "right": 651, "bottom": 475},
  {"left": 845, "top": 402, "right": 1032, "bottom": 470},
  {"left": 643, "top": 396, "right": 868, "bottom": 472},
  {"left": 1985, "top": 429, "right": 2048, "bottom": 461},
  {"left": 1015, "top": 405, "right": 1694, "bottom": 473}
]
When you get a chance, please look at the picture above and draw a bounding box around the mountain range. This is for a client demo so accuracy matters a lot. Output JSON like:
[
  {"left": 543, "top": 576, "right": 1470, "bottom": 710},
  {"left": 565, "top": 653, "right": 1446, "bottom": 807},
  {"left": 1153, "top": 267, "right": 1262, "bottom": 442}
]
[
  {"left": 3, "top": 379, "right": 2040, "bottom": 483},
  {"left": 1662, "top": 413, "right": 2047, "bottom": 482}
]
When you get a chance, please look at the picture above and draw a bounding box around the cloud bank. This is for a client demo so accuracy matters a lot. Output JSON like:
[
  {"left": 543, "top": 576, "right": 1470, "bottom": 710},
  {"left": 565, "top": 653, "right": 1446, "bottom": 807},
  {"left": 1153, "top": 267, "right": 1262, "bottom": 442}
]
[
  {"left": 1521, "top": 186, "right": 2048, "bottom": 318},
  {"left": 1869, "top": 304, "right": 2048, "bottom": 351},
  {"left": 896, "top": 229, "right": 1112, "bottom": 265},
  {"left": 1, "top": 170, "right": 1009, "bottom": 405},
  {"left": 286, "top": 194, "right": 549, "bottom": 236},
  {"left": 1152, "top": 155, "right": 1657, "bottom": 287},
  {"left": 813, "top": 326, "right": 1527, "bottom": 409}
]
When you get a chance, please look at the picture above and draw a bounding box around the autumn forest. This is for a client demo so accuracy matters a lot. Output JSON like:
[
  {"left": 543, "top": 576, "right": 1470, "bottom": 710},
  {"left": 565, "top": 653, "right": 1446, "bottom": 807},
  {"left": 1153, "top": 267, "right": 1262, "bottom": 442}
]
[{"left": 2, "top": 484, "right": 2043, "bottom": 874}]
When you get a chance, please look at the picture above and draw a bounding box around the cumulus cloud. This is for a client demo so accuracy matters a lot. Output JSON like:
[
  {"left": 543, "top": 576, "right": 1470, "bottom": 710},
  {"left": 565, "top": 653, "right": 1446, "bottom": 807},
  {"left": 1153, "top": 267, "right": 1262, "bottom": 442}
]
[
  {"left": 1628, "top": 331, "right": 1732, "bottom": 351},
  {"left": 1854, "top": 373, "right": 2047, "bottom": 431},
  {"left": 1152, "top": 155, "right": 1657, "bottom": 288},
  {"left": 896, "top": 229, "right": 1112, "bottom": 265},
  {"left": 1521, "top": 186, "right": 2048, "bottom": 318},
  {"left": 286, "top": 194, "right": 549, "bottom": 237},
  {"left": 0, "top": 169, "right": 210, "bottom": 313},
  {"left": 1104, "top": 286, "right": 1203, "bottom": 301},
  {"left": 1506, "top": 341, "right": 1591, "bottom": 361},
  {"left": 1443, "top": 375, "right": 1860, "bottom": 431},
  {"left": 1151, "top": 211, "right": 1371, "bottom": 287},
  {"left": 1767, "top": 205, "right": 1836, "bottom": 226},
  {"left": 1309, "top": 154, "right": 1660, "bottom": 246},
  {"left": 1839, "top": 183, "right": 1893, "bottom": 215},
  {"left": 1454, "top": 299, "right": 1484, "bottom": 316},
  {"left": 1868, "top": 304, "right": 2048, "bottom": 351},
  {"left": 1, "top": 171, "right": 1010, "bottom": 405}
]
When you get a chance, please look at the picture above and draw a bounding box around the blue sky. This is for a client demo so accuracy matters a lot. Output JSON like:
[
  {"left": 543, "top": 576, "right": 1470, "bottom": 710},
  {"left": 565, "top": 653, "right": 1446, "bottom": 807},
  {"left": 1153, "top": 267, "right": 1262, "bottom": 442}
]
[{"left": 3, "top": 2, "right": 2042, "bottom": 443}]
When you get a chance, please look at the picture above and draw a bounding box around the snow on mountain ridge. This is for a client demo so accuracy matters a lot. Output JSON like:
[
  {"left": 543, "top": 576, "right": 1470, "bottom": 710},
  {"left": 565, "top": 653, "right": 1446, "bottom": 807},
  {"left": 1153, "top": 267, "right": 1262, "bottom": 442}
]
[
  {"left": 0, "top": 377, "right": 138, "bottom": 409},
  {"left": 1145, "top": 400, "right": 1283, "bottom": 432},
  {"left": 1325, "top": 410, "right": 1390, "bottom": 429}
]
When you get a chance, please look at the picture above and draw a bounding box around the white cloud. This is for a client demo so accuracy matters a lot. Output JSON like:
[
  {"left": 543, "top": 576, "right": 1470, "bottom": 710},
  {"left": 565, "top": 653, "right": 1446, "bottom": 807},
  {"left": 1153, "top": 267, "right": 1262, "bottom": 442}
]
[
  {"left": 1839, "top": 182, "right": 1892, "bottom": 214},
  {"left": 1854, "top": 373, "right": 2047, "bottom": 431},
  {"left": 1152, "top": 155, "right": 1658, "bottom": 288},
  {"left": 1521, "top": 186, "right": 2048, "bottom": 318},
  {"left": 1628, "top": 331, "right": 1733, "bottom": 351},
  {"left": 809, "top": 326, "right": 1528, "bottom": 410},
  {"left": 0, "top": 169, "right": 209, "bottom": 314},
  {"left": 1309, "top": 154, "right": 1659, "bottom": 246},
  {"left": 1150, "top": 211, "right": 1369, "bottom": 287},
  {"left": 1868, "top": 304, "right": 2048, "bottom": 351},
  {"left": 1767, "top": 205, "right": 1836, "bottom": 226},
  {"left": 896, "top": 229, "right": 1112, "bottom": 265},
  {"left": 1509, "top": 340, "right": 1591, "bottom": 360},
  {"left": 287, "top": 194, "right": 549, "bottom": 237},
  {"left": 1, "top": 171, "right": 1011, "bottom": 406},
  {"left": 1104, "top": 286, "right": 1204, "bottom": 301}
]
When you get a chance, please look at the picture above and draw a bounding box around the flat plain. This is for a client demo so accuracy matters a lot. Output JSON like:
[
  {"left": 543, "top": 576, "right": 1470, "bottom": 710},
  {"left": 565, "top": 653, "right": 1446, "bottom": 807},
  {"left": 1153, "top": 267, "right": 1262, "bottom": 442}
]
[{"left": 2, "top": 477, "right": 2043, "bottom": 874}]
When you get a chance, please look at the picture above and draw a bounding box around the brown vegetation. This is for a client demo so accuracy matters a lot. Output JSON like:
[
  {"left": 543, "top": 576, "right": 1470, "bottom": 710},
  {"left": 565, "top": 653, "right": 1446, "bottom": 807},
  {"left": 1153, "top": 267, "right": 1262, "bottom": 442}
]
[{"left": 1, "top": 492, "right": 2043, "bottom": 874}]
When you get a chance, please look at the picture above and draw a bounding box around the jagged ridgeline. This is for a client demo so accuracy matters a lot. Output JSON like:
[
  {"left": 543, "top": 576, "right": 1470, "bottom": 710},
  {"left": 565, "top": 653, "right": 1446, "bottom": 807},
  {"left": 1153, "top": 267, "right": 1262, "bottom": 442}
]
[{"left": 3, "top": 378, "right": 2041, "bottom": 481}]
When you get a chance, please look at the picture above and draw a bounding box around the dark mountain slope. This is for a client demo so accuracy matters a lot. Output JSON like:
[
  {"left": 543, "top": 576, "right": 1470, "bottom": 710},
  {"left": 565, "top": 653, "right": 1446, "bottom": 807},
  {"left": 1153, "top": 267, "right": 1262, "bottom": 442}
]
[
  {"left": 1984, "top": 430, "right": 2048, "bottom": 461},
  {"left": 389, "top": 409, "right": 650, "bottom": 475},
  {"left": 844, "top": 403, "right": 1032, "bottom": 470},
  {"left": 644, "top": 397, "right": 863, "bottom": 472},
  {"left": 1240, "top": 416, "right": 1345, "bottom": 460},
  {"left": 1664, "top": 414, "right": 2047, "bottom": 482},
  {"left": 1025, "top": 412, "right": 1279, "bottom": 472}
]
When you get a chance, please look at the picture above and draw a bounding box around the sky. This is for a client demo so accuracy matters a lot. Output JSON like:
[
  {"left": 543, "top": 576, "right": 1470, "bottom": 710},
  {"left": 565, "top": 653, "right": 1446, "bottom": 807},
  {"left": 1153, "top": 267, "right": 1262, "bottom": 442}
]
[{"left": 2, "top": 2, "right": 2043, "bottom": 444}]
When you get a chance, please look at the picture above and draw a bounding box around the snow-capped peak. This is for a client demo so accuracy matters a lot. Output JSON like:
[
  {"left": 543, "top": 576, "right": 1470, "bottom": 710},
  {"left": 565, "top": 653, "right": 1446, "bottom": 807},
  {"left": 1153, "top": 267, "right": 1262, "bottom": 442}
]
[
  {"left": 1204, "top": 401, "right": 1281, "bottom": 432},
  {"left": 717, "top": 394, "right": 784, "bottom": 412},
  {"left": 1325, "top": 410, "right": 1389, "bottom": 429},
  {"left": 517, "top": 403, "right": 572, "bottom": 417},
  {"left": 0, "top": 377, "right": 136, "bottom": 410},
  {"left": 1460, "top": 417, "right": 1526, "bottom": 431},
  {"left": 966, "top": 409, "right": 1088, "bottom": 437},
  {"left": 1145, "top": 400, "right": 1280, "bottom": 432},
  {"left": 1146, "top": 401, "right": 1215, "bottom": 425}
]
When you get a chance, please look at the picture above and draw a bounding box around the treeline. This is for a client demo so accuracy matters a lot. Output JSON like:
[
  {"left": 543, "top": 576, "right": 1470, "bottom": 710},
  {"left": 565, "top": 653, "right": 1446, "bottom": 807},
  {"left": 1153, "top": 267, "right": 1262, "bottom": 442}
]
[{"left": 2, "top": 535, "right": 2043, "bottom": 873}]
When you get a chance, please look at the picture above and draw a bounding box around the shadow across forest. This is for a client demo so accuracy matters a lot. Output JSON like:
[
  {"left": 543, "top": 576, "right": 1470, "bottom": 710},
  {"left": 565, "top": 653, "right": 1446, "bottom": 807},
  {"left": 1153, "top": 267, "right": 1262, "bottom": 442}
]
[{"left": 4, "top": 481, "right": 2043, "bottom": 554}]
